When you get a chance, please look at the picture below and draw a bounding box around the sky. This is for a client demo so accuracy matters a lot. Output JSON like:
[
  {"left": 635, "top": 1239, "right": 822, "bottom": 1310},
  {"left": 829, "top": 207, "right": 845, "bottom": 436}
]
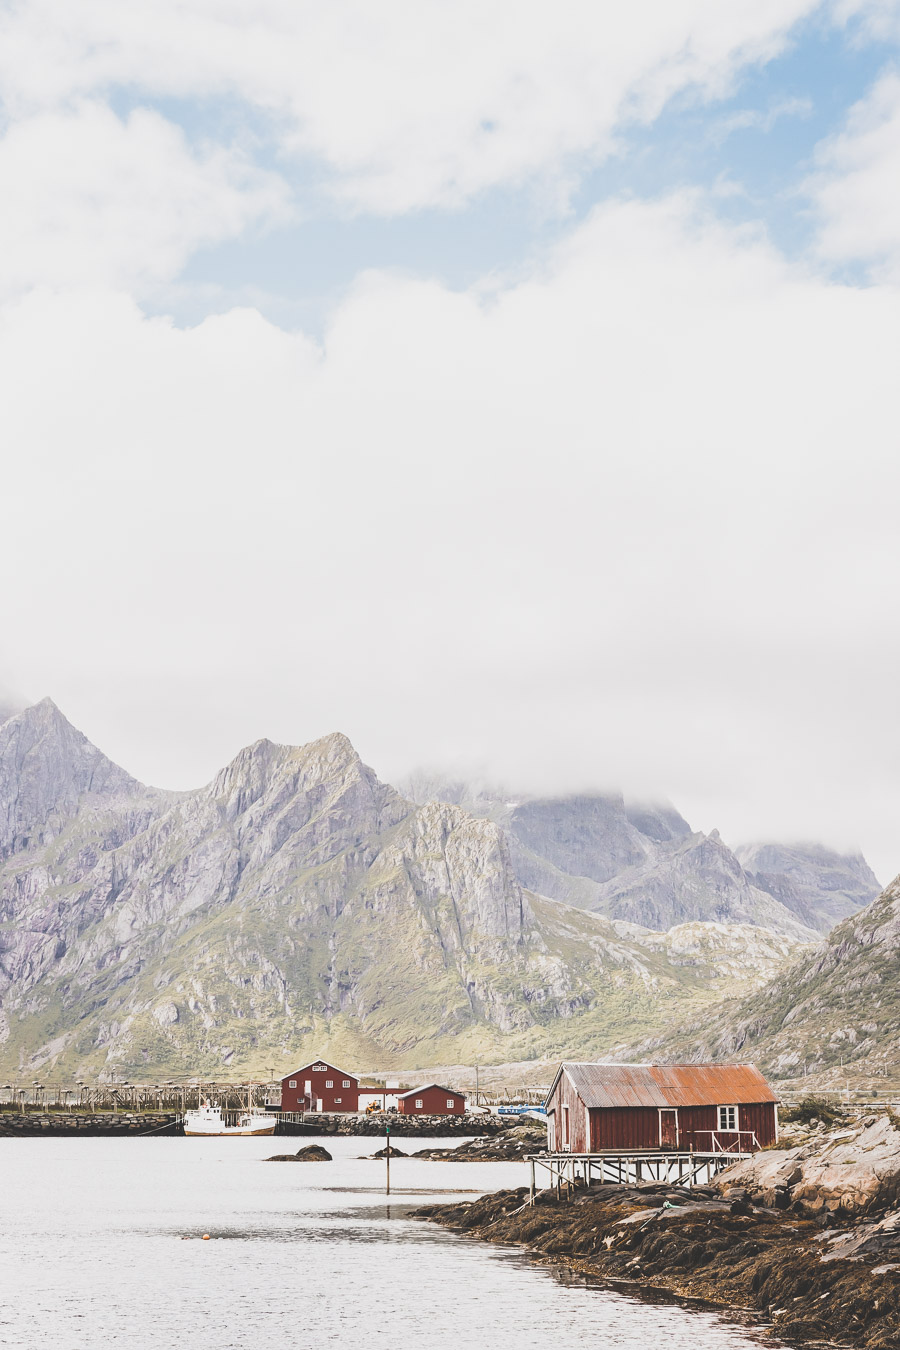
[{"left": 2, "top": 1, "right": 900, "bottom": 881}]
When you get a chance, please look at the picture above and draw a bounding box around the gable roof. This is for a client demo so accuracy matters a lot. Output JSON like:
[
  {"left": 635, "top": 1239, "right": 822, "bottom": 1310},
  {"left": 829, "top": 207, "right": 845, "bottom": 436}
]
[
  {"left": 281, "top": 1060, "right": 358, "bottom": 1081},
  {"left": 548, "top": 1062, "right": 776, "bottom": 1109},
  {"left": 396, "top": 1084, "right": 465, "bottom": 1099}
]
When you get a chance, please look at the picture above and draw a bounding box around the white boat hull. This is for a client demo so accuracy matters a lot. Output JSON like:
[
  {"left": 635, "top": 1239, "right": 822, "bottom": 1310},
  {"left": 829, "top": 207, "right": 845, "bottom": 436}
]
[
  {"left": 184, "top": 1124, "right": 276, "bottom": 1136},
  {"left": 183, "top": 1105, "right": 278, "bottom": 1137}
]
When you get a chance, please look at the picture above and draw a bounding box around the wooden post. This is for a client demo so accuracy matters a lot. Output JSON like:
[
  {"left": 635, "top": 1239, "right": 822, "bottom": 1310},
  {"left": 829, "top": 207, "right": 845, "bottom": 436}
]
[
  {"left": 529, "top": 1157, "right": 535, "bottom": 1206},
  {"left": 385, "top": 1120, "right": 390, "bottom": 1196}
]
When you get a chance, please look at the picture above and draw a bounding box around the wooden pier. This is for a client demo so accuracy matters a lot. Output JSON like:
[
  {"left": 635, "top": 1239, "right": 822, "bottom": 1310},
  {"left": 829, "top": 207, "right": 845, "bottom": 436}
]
[{"left": 526, "top": 1149, "right": 751, "bottom": 1203}]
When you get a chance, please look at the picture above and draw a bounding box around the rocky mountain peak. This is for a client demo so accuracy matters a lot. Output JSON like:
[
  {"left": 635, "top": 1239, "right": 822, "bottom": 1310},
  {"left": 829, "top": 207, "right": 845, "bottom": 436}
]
[
  {"left": 400, "top": 772, "right": 872, "bottom": 939},
  {"left": 0, "top": 699, "right": 141, "bottom": 859},
  {"left": 211, "top": 730, "right": 387, "bottom": 815},
  {"left": 734, "top": 840, "right": 881, "bottom": 930}
]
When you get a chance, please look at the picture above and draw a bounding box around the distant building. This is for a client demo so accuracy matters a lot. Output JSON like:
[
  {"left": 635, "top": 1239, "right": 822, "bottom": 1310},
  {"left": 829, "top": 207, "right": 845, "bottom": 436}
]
[
  {"left": 279, "top": 1060, "right": 359, "bottom": 1113},
  {"left": 396, "top": 1085, "right": 466, "bottom": 1116},
  {"left": 545, "top": 1063, "right": 777, "bottom": 1154},
  {"left": 358, "top": 1082, "right": 414, "bottom": 1112}
]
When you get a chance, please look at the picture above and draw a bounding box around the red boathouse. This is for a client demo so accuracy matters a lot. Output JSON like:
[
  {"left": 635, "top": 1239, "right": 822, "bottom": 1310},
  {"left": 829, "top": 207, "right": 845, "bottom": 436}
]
[
  {"left": 545, "top": 1063, "right": 777, "bottom": 1154},
  {"left": 280, "top": 1060, "right": 360, "bottom": 1113},
  {"left": 396, "top": 1085, "right": 466, "bottom": 1115}
]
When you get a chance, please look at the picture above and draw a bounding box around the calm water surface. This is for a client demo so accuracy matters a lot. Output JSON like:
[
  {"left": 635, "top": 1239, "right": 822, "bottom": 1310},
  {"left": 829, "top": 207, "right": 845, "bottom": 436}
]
[{"left": 1, "top": 1135, "right": 766, "bottom": 1348}]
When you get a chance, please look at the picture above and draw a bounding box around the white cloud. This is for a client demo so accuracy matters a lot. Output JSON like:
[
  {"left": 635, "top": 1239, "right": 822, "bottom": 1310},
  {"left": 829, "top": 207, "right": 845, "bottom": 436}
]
[
  {"left": 712, "top": 95, "right": 813, "bottom": 143},
  {"left": 0, "top": 0, "right": 822, "bottom": 212},
  {"left": 1, "top": 195, "right": 899, "bottom": 877},
  {"left": 833, "top": 0, "right": 900, "bottom": 41},
  {"left": 0, "top": 101, "right": 289, "bottom": 297},
  {"left": 0, "top": 0, "right": 899, "bottom": 881},
  {"left": 807, "top": 70, "right": 900, "bottom": 277}
]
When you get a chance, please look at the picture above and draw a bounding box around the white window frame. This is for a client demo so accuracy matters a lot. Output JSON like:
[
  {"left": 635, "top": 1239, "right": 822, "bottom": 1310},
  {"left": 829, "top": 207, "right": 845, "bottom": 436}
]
[
  {"left": 334, "top": 1097, "right": 341, "bottom": 1104},
  {"left": 718, "top": 1104, "right": 739, "bottom": 1131},
  {"left": 415, "top": 1099, "right": 423, "bottom": 1109},
  {"left": 447, "top": 1099, "right": 454, "bottom": 1109},
  {"left": 325, "top": 1080, "right": 334, "bottom": 1088},
  {"left": 288, "top": 1080, "right": 297, "bottom": 1089},
  {"left": 342, "top": 1080, "right": 351, "bottom": 1088}
]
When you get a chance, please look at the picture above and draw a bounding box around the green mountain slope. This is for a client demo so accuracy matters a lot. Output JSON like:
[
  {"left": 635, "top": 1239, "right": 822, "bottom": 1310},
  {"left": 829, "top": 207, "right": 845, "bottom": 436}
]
[{"left": 637, "top": 874, "right": 900, "bottom": 1088}]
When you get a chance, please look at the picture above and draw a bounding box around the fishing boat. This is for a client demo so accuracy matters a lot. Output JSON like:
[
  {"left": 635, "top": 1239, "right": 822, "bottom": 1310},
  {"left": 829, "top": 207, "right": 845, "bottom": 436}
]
[{"left": 183, "top": 1088, "right": 278, "bottom": 1137}]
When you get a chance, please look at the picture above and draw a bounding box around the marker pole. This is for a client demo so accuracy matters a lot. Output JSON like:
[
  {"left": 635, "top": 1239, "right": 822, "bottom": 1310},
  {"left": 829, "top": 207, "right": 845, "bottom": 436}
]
[{"left": 386, "top": 1120, "right": 390, "bottom": 1195}]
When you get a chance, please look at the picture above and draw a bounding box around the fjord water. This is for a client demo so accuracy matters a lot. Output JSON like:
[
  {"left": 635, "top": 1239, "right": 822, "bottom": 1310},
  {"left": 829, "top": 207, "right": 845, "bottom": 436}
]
[{"left": 1, "top": 1135, "right": 763, "bottom": 1348}]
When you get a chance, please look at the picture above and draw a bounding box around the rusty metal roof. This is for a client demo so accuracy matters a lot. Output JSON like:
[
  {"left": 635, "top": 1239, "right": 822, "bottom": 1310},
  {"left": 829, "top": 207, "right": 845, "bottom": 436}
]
[{"left": 553, "top": 1062, "right": 776, "bottom": 1109}]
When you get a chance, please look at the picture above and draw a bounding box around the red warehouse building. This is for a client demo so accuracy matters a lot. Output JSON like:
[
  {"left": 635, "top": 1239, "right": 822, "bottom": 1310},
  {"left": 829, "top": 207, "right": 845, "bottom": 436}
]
[
  {"left": 545, "top": 1063, "right": 777, "bottom": 1154},
  {"left": 396, "top": 1085, "right": 466, "bottom": 1116},
  {"left": 279, "top": 1060, "right": 359, "bottom": 1113}
]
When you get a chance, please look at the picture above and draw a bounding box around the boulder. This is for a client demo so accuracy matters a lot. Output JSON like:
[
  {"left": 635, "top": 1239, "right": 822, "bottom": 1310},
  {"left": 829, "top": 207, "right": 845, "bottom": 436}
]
[
  {"left": 719, "top": 1115, "right": 900, "bottom": 1214},
  {"left": 266, "top": 1144, "right": 333, "bottom": 1162}
]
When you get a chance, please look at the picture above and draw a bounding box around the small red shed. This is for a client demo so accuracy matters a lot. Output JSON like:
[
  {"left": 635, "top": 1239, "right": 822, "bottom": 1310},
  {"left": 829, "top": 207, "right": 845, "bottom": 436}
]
[
  {"left": 396, "top": 1085, "right": 466, "bottom": 1116},
  {"left": 280, "top": 1060, "right": 359, "bottom": 1113},
  {"left": 545, "top": 1062, "right": 777, "bottom": 1154}
]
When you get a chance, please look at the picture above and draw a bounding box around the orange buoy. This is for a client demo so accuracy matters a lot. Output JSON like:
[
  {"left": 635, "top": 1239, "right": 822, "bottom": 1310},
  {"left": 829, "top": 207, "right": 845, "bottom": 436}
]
[{"left": 202, "top": 1234, "right": 211, "bottom": 1240}]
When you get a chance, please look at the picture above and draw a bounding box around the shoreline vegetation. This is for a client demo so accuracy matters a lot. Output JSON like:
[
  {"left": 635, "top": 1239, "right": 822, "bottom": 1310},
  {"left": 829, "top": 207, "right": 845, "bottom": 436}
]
[{"left": 415, "top": 1105, "right": 900, "bottom": 1348}]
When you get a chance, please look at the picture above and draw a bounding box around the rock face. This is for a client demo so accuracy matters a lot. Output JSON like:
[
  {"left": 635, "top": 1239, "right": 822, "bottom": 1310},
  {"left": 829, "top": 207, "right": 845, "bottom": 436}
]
[
  {"left": 582, "top": 829, "right": 818, "bottom": 940},
  {"left": 642, "top": 874, "right": 900, "bottom": 1085},
  {"left": 0, "top": 701, "right": 813, "bottom": 1079},
  {"left": 735, "top": 841, "right": 880, "bottom": 931},
  {"left": 0, "top": 699, "right": 145, "bottom": 859},
  {"left": 402, "top": 777, "right": 872, "bottom": 940},
  {"left": 720, "top": 1115, "right": 900, "bottom": 1215}
]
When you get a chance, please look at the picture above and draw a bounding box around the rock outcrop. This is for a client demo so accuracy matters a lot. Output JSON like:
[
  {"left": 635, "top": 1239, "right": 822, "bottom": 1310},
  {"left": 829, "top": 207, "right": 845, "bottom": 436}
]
[
  {"left": 719, "top": 1115, "right": 900, "bottom": 1215},
  {"left": 266, "top": 1144, "right": 332, "bottom": 1161}
]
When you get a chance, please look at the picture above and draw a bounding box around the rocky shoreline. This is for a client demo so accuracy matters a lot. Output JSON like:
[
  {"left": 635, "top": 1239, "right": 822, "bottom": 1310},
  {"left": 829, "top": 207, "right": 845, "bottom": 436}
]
[
  {"left": 411, "top": 1120, "right": 546, "bottom": 1159},
  {"left": 282, "top": 1111, "right": 507, "bottom": 1138},
  {"left": 0, "top": 1109, "right": 505, "bottom": 1139},
  {"left": 0, "top": 1111, "right": 181, "bottom": 1137},
  {"left": 415, "top": 1113, "right": 900, "bottom": 1348}
]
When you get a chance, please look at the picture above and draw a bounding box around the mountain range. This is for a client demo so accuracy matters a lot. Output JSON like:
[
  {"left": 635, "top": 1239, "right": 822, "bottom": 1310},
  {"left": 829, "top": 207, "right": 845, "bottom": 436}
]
[
  {"left": 402, "top": 775, "right": 878, "bottom": 938},
  {"left": 0, "top": 700, "right": 883, "bottom": 1080}
]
